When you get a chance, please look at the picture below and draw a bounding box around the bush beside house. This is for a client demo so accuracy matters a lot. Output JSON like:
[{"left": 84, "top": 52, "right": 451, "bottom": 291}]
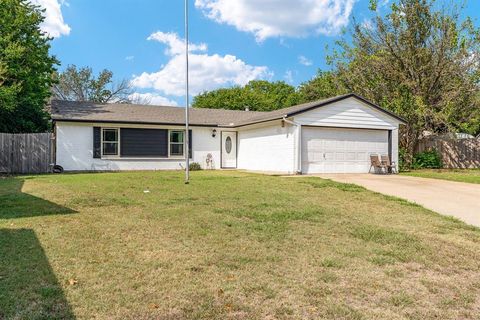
[{"left": 412, "top": 150, "right": 443, "bottom": 169}]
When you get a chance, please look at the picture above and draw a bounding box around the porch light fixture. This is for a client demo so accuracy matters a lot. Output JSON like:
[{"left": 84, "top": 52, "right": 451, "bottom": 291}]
[{"left": 212, "top": 129, "right": 217, "bottom": 138}]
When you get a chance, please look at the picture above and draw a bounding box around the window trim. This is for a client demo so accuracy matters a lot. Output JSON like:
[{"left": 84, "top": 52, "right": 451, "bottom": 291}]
[
  {"left": 168, "top": 130, "right": 185, "bottom": 158},
  {"left": 101, "top": 127, "right": 120, "bottom": 158}
]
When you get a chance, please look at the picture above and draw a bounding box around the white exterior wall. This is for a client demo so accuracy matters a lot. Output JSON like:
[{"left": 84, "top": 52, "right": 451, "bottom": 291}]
[
  {"left": 294, "top": 97, "right": 400, "bottom": 130},
  {"left": 55, "top": 122, "right": 221, "bottom": 171},
  {"left": 237, "top": 121, "right": 296, "bottom": 174}
]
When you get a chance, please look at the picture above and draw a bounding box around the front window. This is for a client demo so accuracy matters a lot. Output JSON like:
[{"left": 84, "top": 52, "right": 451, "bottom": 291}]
[
  {"left": 102, "top": 128, "right": 119, "bottom": 156},
  {"left": 169, "top": 130, "right": 184, "bottom": 156}
]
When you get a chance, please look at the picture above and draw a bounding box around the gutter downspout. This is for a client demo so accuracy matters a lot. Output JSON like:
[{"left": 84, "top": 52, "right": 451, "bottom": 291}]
[{"left": 282, "top": 116, "right": 302, "bottom": 175}]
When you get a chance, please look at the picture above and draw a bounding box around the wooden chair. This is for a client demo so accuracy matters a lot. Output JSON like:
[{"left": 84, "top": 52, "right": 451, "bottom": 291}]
[
  {"left": 381, "top": 155, "right": 397, "bottom": 174},
  {"left": 369, "top": 154, "right": 387, "bottom": 174}
]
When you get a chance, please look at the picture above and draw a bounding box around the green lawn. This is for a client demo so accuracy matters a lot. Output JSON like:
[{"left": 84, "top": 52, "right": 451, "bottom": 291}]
[
  {"left": 1, "top": 171, "right": 480, "bottom": 319},
  {"left": 402, "top": 169, "right": 480, "bottom": 184}
]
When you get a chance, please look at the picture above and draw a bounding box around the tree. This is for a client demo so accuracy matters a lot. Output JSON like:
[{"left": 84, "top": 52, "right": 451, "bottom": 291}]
[
  {"left": 298, "top": 70, "right": 347, "bottom": 102},
  {"left": 52, "top": 65, "right": 137, "bottom": 104},
  {"left": 193, "top": 80, "right": 301, "bottom": 111},
  {"left": 329, "top": 0, "right": 480, "bottom": 161},
  {"left": 0, "top": 0, "right": 59, "bottom": 133}
]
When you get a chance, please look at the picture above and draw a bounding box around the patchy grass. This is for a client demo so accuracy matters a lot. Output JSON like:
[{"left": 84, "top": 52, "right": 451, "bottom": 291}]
[
  {"left": 402, "top": 169, "right": 480, "bottom": 184},
  {"left": 1, "top": 171, "right": 480, "bottom": 319}
]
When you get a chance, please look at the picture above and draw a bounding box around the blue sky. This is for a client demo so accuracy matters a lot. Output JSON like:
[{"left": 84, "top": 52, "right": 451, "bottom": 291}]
[{"left": 35, "top": 0, "right": 480, "bottom": 106}]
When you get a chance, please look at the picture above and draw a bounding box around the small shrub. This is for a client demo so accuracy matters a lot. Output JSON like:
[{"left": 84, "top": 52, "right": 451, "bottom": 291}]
[
  {"left": 189, "top": 162, "right": 202, "bottom": 171},
  {"left": 412, "top": 150, "right": 442, "bottom": 169}
]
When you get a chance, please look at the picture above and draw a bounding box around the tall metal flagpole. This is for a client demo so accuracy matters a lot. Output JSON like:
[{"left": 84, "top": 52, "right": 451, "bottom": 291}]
[{"left": 184, "top": 0, "right": 190, "bottom": 184}]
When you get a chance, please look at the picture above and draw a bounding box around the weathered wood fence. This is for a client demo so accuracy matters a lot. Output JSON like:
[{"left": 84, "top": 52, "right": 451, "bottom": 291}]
[
  {"left": 0, "top": 133, "right": 54, "bottom": 174},
  {"left": 417, "top": 137, "right": 480, "bottom": 169}
]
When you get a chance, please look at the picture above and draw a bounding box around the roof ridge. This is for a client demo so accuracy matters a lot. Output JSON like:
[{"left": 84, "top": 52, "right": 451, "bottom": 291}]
[{"left": 50, "top": 99, "right": 267, "bottom": 114}]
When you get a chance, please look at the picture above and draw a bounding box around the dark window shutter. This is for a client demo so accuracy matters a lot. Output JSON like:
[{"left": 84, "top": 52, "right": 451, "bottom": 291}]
[
  {"left": 188, "top": 130, "right": 192, "bottom": 159},
  {"left": 120, "top": 128, "right": 168, "bottom": 157},
  {"left": 93, "top": 127, "right": 101, "bottom": 158}
]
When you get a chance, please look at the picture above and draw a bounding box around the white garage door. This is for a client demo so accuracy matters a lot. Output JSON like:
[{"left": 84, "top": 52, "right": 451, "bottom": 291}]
[{"left": 302, "top": 127, "right": 389, "bottom": 174}]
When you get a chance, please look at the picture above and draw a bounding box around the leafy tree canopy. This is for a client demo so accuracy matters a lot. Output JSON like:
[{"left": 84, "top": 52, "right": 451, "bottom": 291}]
[
  {"left": 193, "top": 80, "right": 302, "bottom": 111},
  {"left": 330, "top": 0, "right": 480, "bottom": 155},
  {"left": 297, "top": 71, "right": 347, "bottom": 101},
  {"left": 52, "top": 65, "right": 140, "bottom": 104},
  {"left": 0, "top": 0, "right": 58, "bottom": 133}
]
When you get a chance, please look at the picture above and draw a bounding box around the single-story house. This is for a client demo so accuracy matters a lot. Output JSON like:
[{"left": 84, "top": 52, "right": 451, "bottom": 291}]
[{"left": 51, "top": 93, "right": 406, "bottom": 174}]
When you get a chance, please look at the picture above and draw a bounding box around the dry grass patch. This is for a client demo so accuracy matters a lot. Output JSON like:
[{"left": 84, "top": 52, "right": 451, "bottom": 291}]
[{"left": 1, "top": 171, "right": 480, "bottom": 319}]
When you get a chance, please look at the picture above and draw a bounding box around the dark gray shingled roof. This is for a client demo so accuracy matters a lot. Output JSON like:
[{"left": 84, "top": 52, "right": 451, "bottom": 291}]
[
  {"left": 50, "top": 94, "right": 406, "bottom": 127},
  {"left": 50, "top": 100, "right": 266, "bottom": 127}
]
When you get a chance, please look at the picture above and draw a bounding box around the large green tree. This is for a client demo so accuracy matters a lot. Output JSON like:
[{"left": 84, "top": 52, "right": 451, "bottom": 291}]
[
  {"left": 0, "top": 0, "right": 58, "bottom": 133},
  {"left": 330, "top": 0, "right": 480, "bottom": 159},
  {"left": 193, "top": 80, "right": 301, "bottom": 111},
  {"left": 52, "top": 65, "right": 137, "bottom": 104},
  {"left": 297, "top": 70, "right": 347, "bottom": 102}
]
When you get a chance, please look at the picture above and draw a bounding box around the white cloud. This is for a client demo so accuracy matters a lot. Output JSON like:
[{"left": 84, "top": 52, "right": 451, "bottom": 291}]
[
  {"left": 284, "top": 70, "right": 294, "bottom": 83},
  {"left": 299, "top": 55, "right": 313, "bottom": 66},
  {"left": 125, "top": 56, "right": 135, "bottom": 61},
  {"left": 30, "top": 0, "right": 70, "bottom": 38},
  {"left": 129, "top": 92, "right": 178, "bottom": 106},
  {"left": 147, "top": 31, "right": 208, "bottom": 56},
  {"left": 131, "top": 31, "right": 270, "bottom": 96},
  {"left": 195, "top": 0, "right": 357, "bottom": 41}
]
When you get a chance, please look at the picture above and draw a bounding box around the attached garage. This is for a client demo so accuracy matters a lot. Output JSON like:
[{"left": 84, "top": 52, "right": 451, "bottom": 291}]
[
  {"left": 301, "top": 127, "right": 389, "bottom": 174},
  {"left": 291, "top": 95, "right": 404, "bottom": 174},
  {"left": 234, "top": 94, "right": 405, "bottom": 175}
]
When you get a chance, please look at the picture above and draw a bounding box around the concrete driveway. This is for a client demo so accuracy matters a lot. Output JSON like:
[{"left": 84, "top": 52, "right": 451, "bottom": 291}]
[{"left": 318, "top": 174, "right": 480, "bottom": 227}]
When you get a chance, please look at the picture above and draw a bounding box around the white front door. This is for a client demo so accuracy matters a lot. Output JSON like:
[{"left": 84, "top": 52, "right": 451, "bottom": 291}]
[
  {"left": 302, "top": 127, "right": 389, "bottom": 174},
  {"left": 221, "top": 132, "right": 237, "bottom": 168}
]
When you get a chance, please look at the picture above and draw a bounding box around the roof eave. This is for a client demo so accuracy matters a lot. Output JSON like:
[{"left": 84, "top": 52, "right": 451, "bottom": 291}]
[
  {"left": 52, "top": 118, "right": 222, "bottom": 128},
  {"left": 285, "top": 93, "right": 407, "bottom": 125},
  {"left": 229, "top": 93, "right": 407, "bottom": 128}
]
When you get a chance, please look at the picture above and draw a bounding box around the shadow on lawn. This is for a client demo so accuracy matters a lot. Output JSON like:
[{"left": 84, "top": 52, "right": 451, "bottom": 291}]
[
  {"left": 0, "top": 229, "right": 75, "bottom": 319},
  {"left": 0, "top": 177, "right": 76, "bottom": 219}
]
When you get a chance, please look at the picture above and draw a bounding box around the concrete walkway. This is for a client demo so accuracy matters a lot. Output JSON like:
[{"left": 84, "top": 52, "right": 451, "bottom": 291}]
[{"left": 317, "top": 174, "right": 480, "bottom": 227}]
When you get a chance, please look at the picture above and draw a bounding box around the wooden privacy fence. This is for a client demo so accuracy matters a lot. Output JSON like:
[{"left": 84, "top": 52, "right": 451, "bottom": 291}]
[
  {"left": 0, "top": 133, "right": 54, "bottom": 174},
  {"left": 417, "top": 137, "right": 480, "bottom": 169}
]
